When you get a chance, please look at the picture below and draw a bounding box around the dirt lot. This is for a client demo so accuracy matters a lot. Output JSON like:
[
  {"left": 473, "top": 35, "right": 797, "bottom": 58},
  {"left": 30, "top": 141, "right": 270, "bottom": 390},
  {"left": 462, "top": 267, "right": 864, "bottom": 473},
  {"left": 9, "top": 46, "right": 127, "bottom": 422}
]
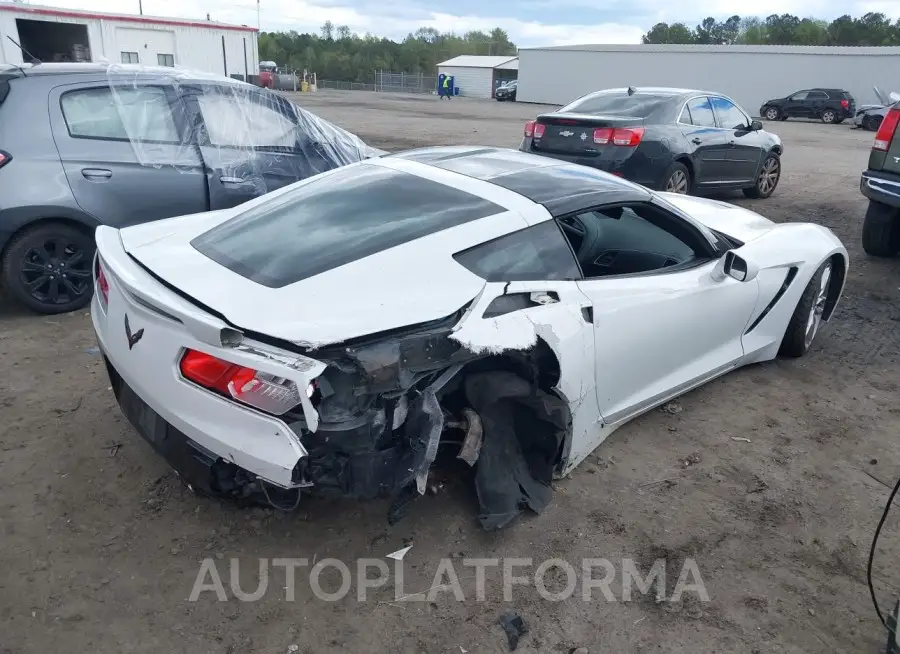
[{"left": 3, "top": 90, "right": 900, "bottom": 653}]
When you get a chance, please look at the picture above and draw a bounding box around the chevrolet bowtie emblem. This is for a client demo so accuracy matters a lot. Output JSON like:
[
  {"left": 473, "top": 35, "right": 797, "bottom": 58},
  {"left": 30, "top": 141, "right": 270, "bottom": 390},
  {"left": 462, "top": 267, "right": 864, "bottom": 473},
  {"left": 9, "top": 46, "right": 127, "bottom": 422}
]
[
  {"left": 580, "top": 132, "right": 588, "bottom": 141},
  {"left": 124, "top": 313, "right": 144, "bottom": 350},
  {"left": 559, "top": 130, "right": 573, "bottom": 137}
]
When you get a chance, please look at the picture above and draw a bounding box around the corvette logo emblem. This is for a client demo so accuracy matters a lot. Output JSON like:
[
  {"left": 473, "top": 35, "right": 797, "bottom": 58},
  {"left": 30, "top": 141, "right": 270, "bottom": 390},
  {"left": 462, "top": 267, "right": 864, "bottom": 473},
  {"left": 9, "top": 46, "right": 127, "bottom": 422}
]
[
  {"left": 559, "top": 130, "right": 573, "bottom": 137},
  {"left": 124, "top": 314, "right": 144, "bottom": 350}
]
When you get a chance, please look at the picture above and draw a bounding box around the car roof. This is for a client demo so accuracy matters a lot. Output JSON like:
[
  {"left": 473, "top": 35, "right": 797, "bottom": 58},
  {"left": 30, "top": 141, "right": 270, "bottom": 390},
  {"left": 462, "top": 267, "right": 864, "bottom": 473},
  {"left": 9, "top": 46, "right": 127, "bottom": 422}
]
[
  {"left": 0, "top": 62, "right": 249, "bottom": 86},
  {"left": 390, "top": 146, "right": 651, "bottom": 215}
]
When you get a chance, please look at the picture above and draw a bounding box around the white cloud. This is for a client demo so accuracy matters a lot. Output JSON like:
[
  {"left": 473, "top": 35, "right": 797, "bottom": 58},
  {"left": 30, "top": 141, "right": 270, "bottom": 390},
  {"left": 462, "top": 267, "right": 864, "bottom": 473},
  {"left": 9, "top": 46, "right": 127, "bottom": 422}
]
[{"left": 42, "top": 0, "right": 646, "bottom": 46}]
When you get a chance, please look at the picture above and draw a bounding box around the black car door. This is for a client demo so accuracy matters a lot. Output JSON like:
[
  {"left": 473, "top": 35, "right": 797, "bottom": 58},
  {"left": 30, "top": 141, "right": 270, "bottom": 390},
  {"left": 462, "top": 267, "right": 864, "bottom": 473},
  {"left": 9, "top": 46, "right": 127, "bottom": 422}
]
[
  {"left": 785, "top": 91, "right": 810, "bottom": 118},
  {"left": 807, "top": 90, "right": 829, "bottom": 118},
  {"left": 677, "top": 96, "right": 730, "bottom": 186},
  {"left": 708, "top": 96, "right": 763, "bottom": 184},
  {"left": 180, "top": 83, "right": 319, "bottom": 210}
]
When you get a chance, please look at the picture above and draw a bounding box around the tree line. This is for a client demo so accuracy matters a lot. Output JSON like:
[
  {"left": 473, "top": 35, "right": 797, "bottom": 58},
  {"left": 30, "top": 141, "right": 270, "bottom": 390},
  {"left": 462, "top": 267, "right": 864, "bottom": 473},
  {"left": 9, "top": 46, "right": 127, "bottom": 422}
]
[
  {"left": 642, "top": 13, "right": 900, "bottom": 46},
  {"left": 258, "top": 24, "right": 516, "bottom": 83},
  {"left": 258, "top": 13, "right": 900, "bottom": 83}
]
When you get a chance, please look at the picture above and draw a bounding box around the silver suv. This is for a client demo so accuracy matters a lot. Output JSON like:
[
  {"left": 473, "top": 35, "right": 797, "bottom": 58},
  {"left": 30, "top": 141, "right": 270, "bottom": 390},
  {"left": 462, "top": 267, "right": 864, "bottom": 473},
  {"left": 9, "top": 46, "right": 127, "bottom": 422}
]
[{"left": 0, "top": 63, "right": 379, "bottom": 314}]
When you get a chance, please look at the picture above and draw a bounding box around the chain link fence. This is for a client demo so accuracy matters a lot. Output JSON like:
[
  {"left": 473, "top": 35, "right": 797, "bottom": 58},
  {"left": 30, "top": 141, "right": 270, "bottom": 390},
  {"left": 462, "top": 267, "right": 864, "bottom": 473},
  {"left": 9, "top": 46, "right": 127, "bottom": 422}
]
[{"left": 318, "top": 71, "right": 438, "bottom": 94}]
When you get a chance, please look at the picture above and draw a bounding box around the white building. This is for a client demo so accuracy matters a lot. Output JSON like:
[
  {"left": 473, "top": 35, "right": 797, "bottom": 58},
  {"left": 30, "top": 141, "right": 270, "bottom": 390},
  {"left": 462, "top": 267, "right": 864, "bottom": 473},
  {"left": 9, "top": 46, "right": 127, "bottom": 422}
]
[
  {"left": 517, "top": 44, "right": 900, "bottom": 114},
  {"left": 0, "top": 2, "right": 259, "bottom": 80},
  {"left": 436, "top": 55, "right": 518, "bottom": 99}
]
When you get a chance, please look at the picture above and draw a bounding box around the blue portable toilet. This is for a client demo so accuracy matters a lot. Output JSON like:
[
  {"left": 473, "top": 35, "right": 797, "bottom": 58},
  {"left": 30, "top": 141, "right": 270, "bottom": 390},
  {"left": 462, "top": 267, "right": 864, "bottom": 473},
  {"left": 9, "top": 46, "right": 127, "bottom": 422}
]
[{"left": 437, "top": 73, "right": 455, "bottom": 97}]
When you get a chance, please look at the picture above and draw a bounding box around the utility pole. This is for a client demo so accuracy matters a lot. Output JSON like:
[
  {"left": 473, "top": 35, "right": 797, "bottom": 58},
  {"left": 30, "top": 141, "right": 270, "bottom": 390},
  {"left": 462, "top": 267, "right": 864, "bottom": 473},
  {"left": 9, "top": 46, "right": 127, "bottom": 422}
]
[
  {"left": 138, "top": 0, "right": 143, "bottom": 15},
  {"left": 256, "top": 0, "right": 260, "bottom": 31}
]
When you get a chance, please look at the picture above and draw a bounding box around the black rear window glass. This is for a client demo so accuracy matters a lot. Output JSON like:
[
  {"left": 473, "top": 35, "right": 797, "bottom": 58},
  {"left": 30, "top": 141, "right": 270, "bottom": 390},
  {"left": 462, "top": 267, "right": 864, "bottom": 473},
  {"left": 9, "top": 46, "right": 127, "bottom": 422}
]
[
  {"left": 561, "top": 91, "right": 674, "bottom": 117},
  {"left": 454, "top": 221, "right": 581, "bottom": 282},
  {"left": 192, "top": 164, "right": 504, "bottom": 287}
]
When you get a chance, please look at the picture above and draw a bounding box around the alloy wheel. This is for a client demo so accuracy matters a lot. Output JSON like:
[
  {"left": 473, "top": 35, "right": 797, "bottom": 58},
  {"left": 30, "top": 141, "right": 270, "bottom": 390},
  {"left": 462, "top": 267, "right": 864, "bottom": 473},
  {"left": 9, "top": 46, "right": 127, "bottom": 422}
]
[
  {"left": 822, "top": 110, "right": 835, "bottom": 123},
  {"left": 765, "top": 107, "right": 779, "bottom": 120},
  {"left": 18, "top": 236, "right": 92, "bottom": 307},
  {"left": 804, "top": 264, "right": 832, "bottom": 349},
  {"left": 758, "top": 157, "right": 779, "bottom": 196},
  {"left": 665, "top": 170, "right": 689, "bottom": 194}
]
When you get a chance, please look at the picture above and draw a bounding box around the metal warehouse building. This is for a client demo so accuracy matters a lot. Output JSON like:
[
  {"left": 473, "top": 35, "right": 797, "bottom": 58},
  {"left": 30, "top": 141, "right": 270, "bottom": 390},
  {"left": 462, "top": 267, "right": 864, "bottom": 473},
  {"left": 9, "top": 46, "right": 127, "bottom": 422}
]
[
  {"left": 436, "top": 55, "right": 518, "bottom": 99},
  {"left": 516, "top": 44, "right": 900, "bottom": 115},
  {"left": 0, "top": 2, "right": 259, "bottom": 79}
]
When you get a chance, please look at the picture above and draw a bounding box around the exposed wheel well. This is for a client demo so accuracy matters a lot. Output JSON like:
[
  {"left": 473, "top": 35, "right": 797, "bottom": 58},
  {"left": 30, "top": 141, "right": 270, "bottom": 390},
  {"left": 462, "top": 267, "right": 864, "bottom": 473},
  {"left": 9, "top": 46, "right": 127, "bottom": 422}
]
[
  {"left": 673, "top": 156, "right": 694, "bottom": 182},
  {"left": 822, "top": 252, "right": 847, "bottom": 321},
  {"left": 770, "top": 144, "right": 783, "bottom": 156}
]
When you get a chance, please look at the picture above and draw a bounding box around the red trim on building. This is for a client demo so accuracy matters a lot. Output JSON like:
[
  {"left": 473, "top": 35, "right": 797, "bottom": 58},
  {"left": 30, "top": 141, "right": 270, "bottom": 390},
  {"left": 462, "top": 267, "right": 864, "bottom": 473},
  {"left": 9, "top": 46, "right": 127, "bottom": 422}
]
[{"left": 0, "top": 4, "right": 258, "bottom": 32}]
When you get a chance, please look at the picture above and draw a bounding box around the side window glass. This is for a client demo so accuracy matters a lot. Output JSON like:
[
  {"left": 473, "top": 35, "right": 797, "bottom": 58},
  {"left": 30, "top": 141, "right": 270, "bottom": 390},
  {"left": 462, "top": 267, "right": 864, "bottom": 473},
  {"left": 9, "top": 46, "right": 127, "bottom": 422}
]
[
  {"left": 790, "top": 91, "right": 808, "bottom": 101},
  {"left": 685, "top": 97, "right": 716, "bottom": 128},
  {"left": 808, "top": 91, "right": 827, "bottom": 99},
  {"left": 678, "top": 105, "right": 693, "bottom": 125},
  {"left": 709, "top": 97, "right": 749, "bottom": 130},
  {"left": 197, "top": 89, "right": 298, "bottom": 148},
  {"left": 60, "top": 86, "right": 179, "bottom": 142},
  {"left": 453, "top": 221, "right": 581, "bottom": 282},
  {"left": 557, "top": 205, "right": 700, "bottom": 278}
]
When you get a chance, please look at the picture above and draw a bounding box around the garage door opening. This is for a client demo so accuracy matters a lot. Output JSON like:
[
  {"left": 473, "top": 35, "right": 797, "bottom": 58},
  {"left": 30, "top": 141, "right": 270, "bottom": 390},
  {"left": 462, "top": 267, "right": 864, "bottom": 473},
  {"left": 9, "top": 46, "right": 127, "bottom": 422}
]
[{"left": 15, "top": 19, "right": 91, "bottom": 63}]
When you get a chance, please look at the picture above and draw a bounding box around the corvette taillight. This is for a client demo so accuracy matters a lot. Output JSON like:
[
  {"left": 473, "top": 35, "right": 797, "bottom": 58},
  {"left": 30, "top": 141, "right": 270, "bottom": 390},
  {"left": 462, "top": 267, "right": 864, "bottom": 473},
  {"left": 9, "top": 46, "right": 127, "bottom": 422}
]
[
  {"left": 179, "top": 349, "right": 306, "bottom": 415},
  {"left": 95, "top": 256, "right": 110, "bottom": 311}
]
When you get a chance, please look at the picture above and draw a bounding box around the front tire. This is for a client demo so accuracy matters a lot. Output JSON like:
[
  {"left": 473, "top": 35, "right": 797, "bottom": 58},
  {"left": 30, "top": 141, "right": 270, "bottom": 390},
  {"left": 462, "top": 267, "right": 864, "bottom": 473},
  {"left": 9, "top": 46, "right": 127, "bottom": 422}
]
[
  {"left": 764, "top": 106, "right": 781, "bottom": 121},
  {"left": 1, "top": 222, "right": 95, "bottom": 314},
  {"left": 743, "top": 152, "right": 780, "bottom": 199},
  {"left": 862, "top": 201, "right": 900, "bottom": 257},
  {"left": 662, "top": 162, "right": 691, "bottom": 194},
  {"left": 779, "top": 260, "right": 833, "bottom": 358},
  {"left": 864, "top": 114, "right": 883, "bottom": 132}
]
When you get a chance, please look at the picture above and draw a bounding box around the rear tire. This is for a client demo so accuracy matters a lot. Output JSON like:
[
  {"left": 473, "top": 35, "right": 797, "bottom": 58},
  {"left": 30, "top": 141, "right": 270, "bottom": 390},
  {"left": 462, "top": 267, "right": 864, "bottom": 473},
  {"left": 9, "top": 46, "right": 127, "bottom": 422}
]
[
  {"left": 862, "top": 201, "right": 900, "bottom": 257},
  {"left": 1, "top": 222, "right": 95, "bottom": 315},
  {"left": 764, "top": 106, "right": 781, "bottom": 121},
  {"left": 743, "top": 152, "right": 780, "bottom": 199},
  {"left": 779, "top": 260, "right": 833, "bottom": 358},
  {"left": 821, "top": 109, "right": 838, "bottom": 124},
  {"left": 662, "top": 162, "right": 691, "bottom": 194}
]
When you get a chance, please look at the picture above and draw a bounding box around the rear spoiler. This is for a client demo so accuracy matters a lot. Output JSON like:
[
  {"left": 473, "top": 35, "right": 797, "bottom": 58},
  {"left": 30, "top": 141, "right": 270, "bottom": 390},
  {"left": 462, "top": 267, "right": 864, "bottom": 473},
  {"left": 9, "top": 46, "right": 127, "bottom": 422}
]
[{"left": 535, "top": 112, "right": 644, "bottom": 127}]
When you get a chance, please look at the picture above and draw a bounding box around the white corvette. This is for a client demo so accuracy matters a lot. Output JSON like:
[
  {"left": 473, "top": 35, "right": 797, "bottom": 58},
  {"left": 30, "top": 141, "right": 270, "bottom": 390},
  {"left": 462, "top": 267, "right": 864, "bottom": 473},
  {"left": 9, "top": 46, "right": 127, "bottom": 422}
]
[{"left": 91, "top": 146, "right": 847, "bottom": 529}]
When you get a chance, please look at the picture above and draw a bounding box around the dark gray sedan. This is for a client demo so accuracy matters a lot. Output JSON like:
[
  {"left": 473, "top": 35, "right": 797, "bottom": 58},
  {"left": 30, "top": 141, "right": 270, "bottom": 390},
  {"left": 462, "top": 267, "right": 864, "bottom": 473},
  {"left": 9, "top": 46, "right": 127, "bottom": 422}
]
[
  {"left": 519, "top": 86, "right": 783, "bottom": 200},
  {"left": 0, "top": 62, "right": 381, "bottom": 314}
]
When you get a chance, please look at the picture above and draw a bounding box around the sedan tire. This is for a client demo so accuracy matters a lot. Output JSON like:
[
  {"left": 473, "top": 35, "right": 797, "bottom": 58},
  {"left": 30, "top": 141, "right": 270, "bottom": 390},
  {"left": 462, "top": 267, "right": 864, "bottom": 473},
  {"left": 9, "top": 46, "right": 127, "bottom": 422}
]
[
  {"left": 662, "top": 162, "right": 691, "bottom": 195},
  {"left": 764, "top": 106, "right": 781, "bottom": 121},
  {"left": 742, "top": 153, "right": 780, "bottom": 199},
  {"left": 1, "top": 222, "right": 95, "bottom": 314},
  {"left": 863, "top": 114, "right": 883, "bottom": 132},
  {"left": 861, "top": 201, "right": 900, "bottom": 257},
  {"left": 779, "top": 260, "right": 833, "bottom": 358}
]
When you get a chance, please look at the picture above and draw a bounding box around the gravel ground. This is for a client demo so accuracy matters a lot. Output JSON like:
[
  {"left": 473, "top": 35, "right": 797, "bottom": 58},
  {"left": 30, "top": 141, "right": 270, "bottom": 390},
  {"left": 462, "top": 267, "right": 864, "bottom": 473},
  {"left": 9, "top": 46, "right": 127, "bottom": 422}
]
[{"left": 3, "top": 90, "right": 900, "bottom": 653}]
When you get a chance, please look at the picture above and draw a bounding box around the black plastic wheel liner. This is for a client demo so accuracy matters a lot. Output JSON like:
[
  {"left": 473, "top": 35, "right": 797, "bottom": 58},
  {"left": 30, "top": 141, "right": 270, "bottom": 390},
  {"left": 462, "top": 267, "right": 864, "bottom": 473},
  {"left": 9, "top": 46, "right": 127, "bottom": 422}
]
[{"left": 462, "top": 371, "right": 569, "bottom": 530}]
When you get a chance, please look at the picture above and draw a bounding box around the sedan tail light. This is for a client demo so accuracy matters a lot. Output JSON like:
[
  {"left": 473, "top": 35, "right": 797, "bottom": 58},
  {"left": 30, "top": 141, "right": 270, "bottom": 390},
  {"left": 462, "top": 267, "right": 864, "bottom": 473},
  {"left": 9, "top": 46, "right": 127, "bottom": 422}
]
[
  {"left": 524, "top": 120, "right": 535, "bottom": 137},
  {"left": 179, "top": 349, "right": 307, "bottom": 416},
  {"left": 873, "top": 107, "right": 900, "bottom": 152},
  {"left": 533, "top": 123, "right": 546, "bottom": 139}
]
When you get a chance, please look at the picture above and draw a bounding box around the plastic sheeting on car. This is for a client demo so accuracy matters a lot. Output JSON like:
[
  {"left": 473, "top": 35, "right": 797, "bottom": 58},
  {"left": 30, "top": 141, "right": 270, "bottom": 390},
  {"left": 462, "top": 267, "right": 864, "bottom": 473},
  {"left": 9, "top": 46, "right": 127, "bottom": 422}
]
[{"left": 88, "top": 63, "right": 383, "bottom": 196}]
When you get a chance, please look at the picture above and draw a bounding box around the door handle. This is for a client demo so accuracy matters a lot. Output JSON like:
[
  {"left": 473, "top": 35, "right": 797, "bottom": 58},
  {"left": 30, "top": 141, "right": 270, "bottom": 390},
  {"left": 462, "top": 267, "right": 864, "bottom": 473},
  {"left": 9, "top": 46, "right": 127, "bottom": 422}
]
[
  {"left": 81, "top": 168, "right": 112, "bottom": 180},
  {"left": 691, "top": 137, "right": 702, "bottom": 144},
  {"left": 219, "top": 176, "right": 246, "bottom": 184}
]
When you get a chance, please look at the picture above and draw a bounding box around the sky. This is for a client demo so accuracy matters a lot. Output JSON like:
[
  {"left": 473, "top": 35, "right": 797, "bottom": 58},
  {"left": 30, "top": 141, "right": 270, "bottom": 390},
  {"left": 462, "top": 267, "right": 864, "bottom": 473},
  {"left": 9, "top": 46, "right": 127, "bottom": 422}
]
[{"left": 29, "top": 0, "right": 900, "bottom": 47}]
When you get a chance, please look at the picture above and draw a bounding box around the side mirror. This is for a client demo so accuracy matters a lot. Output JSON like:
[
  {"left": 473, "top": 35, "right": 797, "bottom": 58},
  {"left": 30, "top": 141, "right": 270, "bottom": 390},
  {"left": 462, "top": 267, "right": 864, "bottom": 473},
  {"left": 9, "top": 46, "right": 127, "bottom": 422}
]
[
  {"left": 711, "top": 251, "right": 759, "bottom": 283},
  {"left": 749, "top": 120, "right": 763, "bottom": 131}
]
